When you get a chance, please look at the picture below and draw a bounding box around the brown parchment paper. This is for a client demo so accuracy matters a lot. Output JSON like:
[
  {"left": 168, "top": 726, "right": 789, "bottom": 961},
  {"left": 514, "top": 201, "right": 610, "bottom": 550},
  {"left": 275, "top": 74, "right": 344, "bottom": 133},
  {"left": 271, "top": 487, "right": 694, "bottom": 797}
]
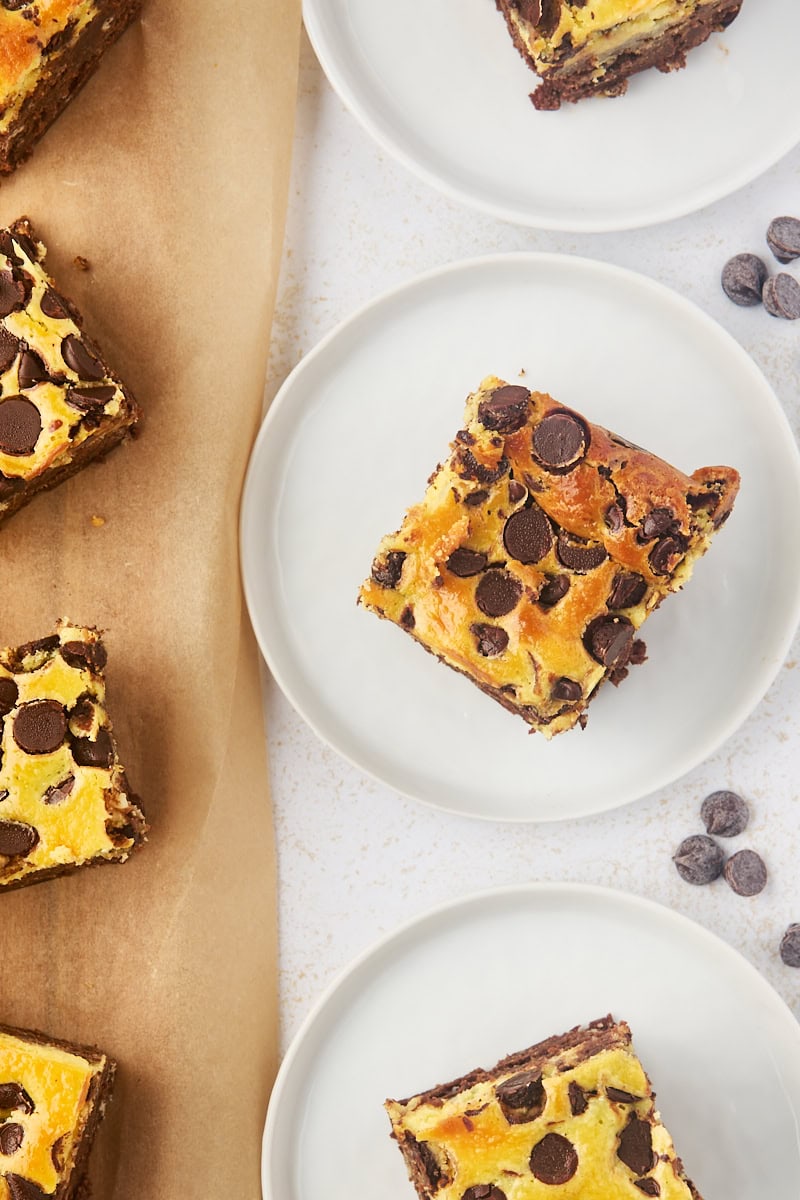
[{"left": 0, "top": 0, "right": 300, "bottom": 1195}]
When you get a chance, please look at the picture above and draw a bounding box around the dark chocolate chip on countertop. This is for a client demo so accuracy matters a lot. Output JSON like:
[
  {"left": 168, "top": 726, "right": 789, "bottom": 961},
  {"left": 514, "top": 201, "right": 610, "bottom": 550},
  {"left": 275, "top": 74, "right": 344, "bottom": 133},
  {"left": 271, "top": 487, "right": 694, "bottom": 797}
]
[
  {"left": 673, "top": 834, "right": 724, "bottom": 885},
  {"left": 721, "top": 254, "right": 768, "bottom": 306},
  {"left": 763, "top": 274, "right": 800, "bottom": 320},
  {"left": 700, "top": 790, "right": 749, "bottom": 837},
  {"left": 780, "top": 925, "right": 800, "bottom": 967},
  {"left": 766, "top": 216, "right": 800, "bottom": 264},
  {"left": 723, "top": 849, "right": 767, "bottom": 897}
]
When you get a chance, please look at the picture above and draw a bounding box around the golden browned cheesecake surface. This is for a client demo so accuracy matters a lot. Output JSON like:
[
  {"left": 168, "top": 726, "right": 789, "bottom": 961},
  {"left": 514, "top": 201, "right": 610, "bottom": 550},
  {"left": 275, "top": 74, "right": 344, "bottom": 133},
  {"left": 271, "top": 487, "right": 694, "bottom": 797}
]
[
  {"left": 0, "top": 1, "right": 98, "bottom": 125},
  {"left": 359, "top": 376, "right": 739, "bottom": 737},
  {"left": 0, "top": 619, "right": 146, "bottom": 890},
  {"left": 386, "top": 1016, "right": 701, "bottom": 1199}
]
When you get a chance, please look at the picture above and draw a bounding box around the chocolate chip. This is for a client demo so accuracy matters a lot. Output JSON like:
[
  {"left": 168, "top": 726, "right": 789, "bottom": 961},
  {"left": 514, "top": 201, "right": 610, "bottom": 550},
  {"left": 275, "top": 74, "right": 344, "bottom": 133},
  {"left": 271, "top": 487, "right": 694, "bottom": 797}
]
[
  {"left": 538, "top": 574, "right": 569, "bottom": 607},
  {"left": 583, "top": 615, "right": 634, "bottom": 669},
  {"left": 61, "top": 334, "right": 104, "bottom": 380},
  {"left": 617, "top": 1116, "right": 655, "bottom": 1176},
  {"left": 455, "top": 448, "right": 509, "bottom": 485},
  {"left": 763, "top": 274, "right": 800, "bottom": 320},
  {"left": 649, "top": 537, "right": 683, "bottom": 575},
  {"left": 503, "top": 506, "right": 552, "bottom": 564},
  {"left": 16, "top": 636, "right": 59, "bottom": 663},
  {"left": 529, "top": 1133, "right": 578, "bottom": 1185},
  {"left": 0, "top": 271, "right": 27, "bottom": 318},
  {"left": 17, "top": 349, "right": 48, "bottom": 389},
  {"left": 476, "top": 570, "right": 522, "bottom": 618},
  {"left": 61, "top": 639, "right": 107, "bottom": 674},
  {"left": 65, "top": 384, "right": 116, "bottom": 414},
  {"left": 465, "top": 490, "right": 489, "bottom": 507},
  {"left": 640, "top": 508, "right": 678, "bottom": 540},
  {"left": 0, "top": 819, "right": 38, "bottom": 857},
  {"left": 13, "top": 700, "right": 67, "bottom": 755},
  {"left": 766, "top": 216, "right": 800, "bottom": 264},
  {"left": 461, "top": 1188, "right": 507, "bottom": 1200},
  {"left": 519, "top": 0, "right": 561, "bottom": 36},
  {"left": 371, "top": 551, "right": 406, "bottom": 589},
  {"left": 629, "top": 639, "right": 647, "bottom": 665},
  {"left": 634, "top": 1181, "right": 660, "bottom": 1197},
  {"left": 0, "top": 327, "right": 20, "bottom": 374},
  {"left": 568, "top": 1081, "right": 587, "bottom": 1115},
  {"left": 10, "top": 232, "right": 37, "bottom": 262},
  {"left": 608, "top": 572, "right": 647, "bottom": 610},
  {"left": 478, "top": 384, "right": 530, "bottom": 434},
  {"left": 780, "top": 924, "right": 800, "bottom": 967},
  {"left": 496, "top": 1069, "right": 544, "bottom": 1116},
  {"left": 411, "top": 1138, "right": 449, "bottom": 1190},
  {"left": 43, "top": 775, "right": 75, "bottom": 806},
  {"left": 556, "top": 531, "right": 607, "bottom": 573},
  {"left": 533, "top": 411, "right": 588, "bottom": 471},
  {"left": 673, "top": 835, "right": 724, "bottom": 885},
  {"left": 0, "top": 1122, "right": 24, "bottom": 1155},
  {"left": 723, "top": 849, "right": 767, "bottom": 897},
  {"left": 0, "top": 396, "right": 41, "bottom": 455},
  {"left": 605, "top": 503, "right": 624, "bottom": 532},
  {"left": 71, "top": 727, "right": 114, "bottom": 769},
  {"left": 721, "top": 254, "right": 768, "bottom": 306},
  {"left": 471, "top": 623, "right": 509, "bottom": 657},
  {"left": 400, "top": 606, "right": 415, "bottom": 629},
  {"left": 508, "top": 479, "right": 527, "bottom": 504},
  {"left": 700, "top": 790, "right": 749, "bottom": 837},
  {"left": 447, "top": 548, "right": 488, "bottom": 577},
  {"left": 0, "top": 1084, "right": 33, "bottom": 1113},
  {"left": 39, "top": 288, "right": 71, "bottom": 320},
  {"left": 6, "top": 1177, "right": 48, "bottom": 1200},
  {"left": 551, "top": 677, "right": 581, "bottom": 702},
  {"left": 0, "top": 678, "right": 18, "bottom": 715},
  {"left": 606, "top": 1087, "right": 639, "bottom": 1103}
]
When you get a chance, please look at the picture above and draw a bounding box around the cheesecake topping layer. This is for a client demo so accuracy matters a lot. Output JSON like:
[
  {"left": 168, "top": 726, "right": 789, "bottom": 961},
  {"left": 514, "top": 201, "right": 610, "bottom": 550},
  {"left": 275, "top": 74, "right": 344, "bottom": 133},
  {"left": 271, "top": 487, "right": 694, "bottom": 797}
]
[{"left": 0, "top": 1, "right": 99, "bottom": 133}]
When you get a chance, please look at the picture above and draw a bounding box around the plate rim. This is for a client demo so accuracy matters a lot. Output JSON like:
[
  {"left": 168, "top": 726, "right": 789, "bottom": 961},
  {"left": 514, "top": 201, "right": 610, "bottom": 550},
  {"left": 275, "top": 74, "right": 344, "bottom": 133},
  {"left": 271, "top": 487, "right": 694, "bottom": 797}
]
[
  {"left": 301, "top": 0, "right": 800, "bottom": 232},
  {"left": 241, "top": 250, "right": 800, "bottom": 824},
  {"left": 261, "top": 879, "right": 800, "bottom": 1198}
]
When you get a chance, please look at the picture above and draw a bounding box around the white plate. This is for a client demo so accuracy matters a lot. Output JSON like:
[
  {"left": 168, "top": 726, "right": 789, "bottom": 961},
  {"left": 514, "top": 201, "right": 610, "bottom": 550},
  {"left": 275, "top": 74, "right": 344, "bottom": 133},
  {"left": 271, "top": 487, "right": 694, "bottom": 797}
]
[
  {"left": 241, "top": 253, "right": 800, "bottom": 823},
  {"left": 262, "top": 883, "right": 800, "bottom": 1199},
  {"left": 303, "top": 0, "right": 800, "bottom": 231}
]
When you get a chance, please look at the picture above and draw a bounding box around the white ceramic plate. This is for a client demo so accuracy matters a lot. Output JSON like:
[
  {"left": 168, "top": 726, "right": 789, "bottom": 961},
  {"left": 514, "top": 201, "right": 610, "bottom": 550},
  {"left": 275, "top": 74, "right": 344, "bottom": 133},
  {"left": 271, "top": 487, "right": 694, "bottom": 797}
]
[
  {"left": 302, "top": 0, "right": 800, "bottom": 231},
  {"left": 240, "top": 253, "right": 800, "bottom": 823},
  {"left": 262, "top": 883, "right": 800, "bottom": 1199}
]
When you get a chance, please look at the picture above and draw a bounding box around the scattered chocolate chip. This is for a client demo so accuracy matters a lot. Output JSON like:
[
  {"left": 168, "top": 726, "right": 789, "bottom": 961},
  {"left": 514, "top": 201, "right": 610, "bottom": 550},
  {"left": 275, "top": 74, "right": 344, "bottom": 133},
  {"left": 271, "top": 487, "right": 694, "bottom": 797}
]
[
  {"left": 503, "top": 506, "right": 552, "bottom": 564},
  {"left": 61, "top": 639, "right": 106, "bottom": 674},
  {"left": 640, "top": 508, "right": 678, "bottom": 540},
  {"left": 721, "top": 254, "right": 768, "bottom": 306},
  {"left": 471, "top": 623, "right": 509, "bottom": 657},
  {"left": 687, "top": 489, "right": 719, "bottom": 515},
  {"left": 6, "top": 1177, "right": 48, "bottom": 1200},
  {"left": 780, "top": 924, "right": 800, "bottom": 967},
  {"left": 605, "top": 503, "right": 624, "bottom": 533},
  {"left": 556, "top": 531, "right": 607, "bottom": 573},
  {"left": 0, "top": 678, "right": 18, "bottom": 715},
  {"left": 464, "top": 490, "right": 489, "bottom": 507},
  {"left": 63, "top": 385, "right": 115, "bottom": 417},
  {"left": 629, "top": 639, "right": 647, "bottom": 665},
  {"left": 446, "top": 547, "right": 488, "bottom": 578},
  {"left": 455, "top": 448, "right": 509, "bottom": 485},
  {"left": 617, "top": 1116, "right": 655, "bottom": 1176},
  {"left": 508, "top": 479, "right": 527, "bottom": 504},
  {"left": 519, "top": 0, "right": 560, "bottom": 37},
  {"left": 476, "top": 570, "right": 522, "bottom": 618},
  {"left": 17, "top": 349, "right": 48, "bottom": 389},
  {"left": 551, "top": 677, "right": 581, "bottom": 702},
  {"left": 673, "top": 834, "right": 724, "bottom": 885},
  {"left": 461, "top": 1188, "right": 507, "bottom": 1200},
  {"left": 478, "top": 384, "right": 530, "bottom": 434},
  {"left": 43, "top": 775, "right": 75, "bottom": 806},
  {"left": 71, "top": 727, "right": 114, "bottom": 769},
  {"left": 61, "top": 334, "right": 104, "bottom": 380},
  {"left": 583, "top": 615, "right": 634, "bottom": 669},
  {"left": 40, "top": 288, "right": 71, "bottom": 320},
  {"left": 608, "top": 572, "right": 647, "bottom": 611},
  {"left": 0, "top": 271, "right": 27, "bottom": 318},
  {"left": 530, "top": 1133, "right": 578, "bottom": 1185},
  {"left": 766, "top": 216, "right": 800, "bottom": 264},
  {"left": 533, "top": 411, "right": 588, "bottom": 471},
  {"left": 538, "top": 574, "right": 569, "bottom": 607},
  {"left": 634, "top": 1180, "right": 660, "bottom": 1197},
  {"left": 496, "top": 1069, "right": 545, "bottom": 1116},
  {"left": 13, "top": 699, "right": 67, "bottom": 755},
  {"left": 16, "top": 636, "right": 59, "bottom": 664},
  {"left": 700, "top": 790, "right": 749, "bottom": 837},
  {"left": 568, "top": 1081, "right": 588, "bottom": 1116},
  {"left": 607, "top": 1087, "right": 639, "bottom": 1103},
  {"left": 0, "top": 1084, "right": 33, "bottom": 1113},
  {"left": 723, "top": 849, "right": 767, "bottom": 897},
  {"left": 0, "top": 1122, "right": 24, "bottom": 1155},
  {"left": 0, "top": 396, "right": 41, "bottom": 456},
  {"left": 649, "top": 536, "right": 683, "bottom": 575},
  {"left": 0, "top": 326, "right": 20, "bottom": 374},
  {"left": 763, "top": 274, "right": 800, "bottom": 320},
  {"left": 371, "top": 551, "right": 406, "bottom": 589},
  {"left": 0, "top": 819, "right": 38, "bottom": 857}
]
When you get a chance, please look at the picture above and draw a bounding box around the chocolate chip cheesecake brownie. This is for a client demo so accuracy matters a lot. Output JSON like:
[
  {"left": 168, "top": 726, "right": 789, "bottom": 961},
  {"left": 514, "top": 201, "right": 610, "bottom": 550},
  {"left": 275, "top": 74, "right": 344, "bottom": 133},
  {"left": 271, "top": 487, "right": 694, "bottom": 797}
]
[
  {"left": 495, "top": 0, "right": 744, "bottom": 110},
  {"left": 0, "top": 218, "right": 139, "bottom": 525},
  {"left": 386, "top": 1015, "right": 702, "bottom": 1199},
  {"left": 0, "top": 620, "right": 146, "bottom": 890},
  {"left": 359, "top": 376, "right": 738, "bottom": 737},
  {"left": 0, "top": 0, "right": 142, "bottom": 174},
  {"left": 0, "top": 1022, "right": 114, "bottom": 1199}
]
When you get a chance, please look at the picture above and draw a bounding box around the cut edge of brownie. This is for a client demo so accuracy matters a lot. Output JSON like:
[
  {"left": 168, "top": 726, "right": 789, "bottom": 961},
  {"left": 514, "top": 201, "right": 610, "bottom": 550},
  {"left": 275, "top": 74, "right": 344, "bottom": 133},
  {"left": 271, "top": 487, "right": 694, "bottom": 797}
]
[{"left": 0, "top": 0, "right": 144, "bottom": 174}]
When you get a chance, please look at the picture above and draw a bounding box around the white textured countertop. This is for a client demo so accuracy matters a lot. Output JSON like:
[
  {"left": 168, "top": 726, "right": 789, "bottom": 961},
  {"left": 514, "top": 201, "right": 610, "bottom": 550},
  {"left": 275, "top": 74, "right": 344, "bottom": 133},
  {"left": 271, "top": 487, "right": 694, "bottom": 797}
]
[{"left": 265, "top": 32, "right": 800, "bottom": 1053}]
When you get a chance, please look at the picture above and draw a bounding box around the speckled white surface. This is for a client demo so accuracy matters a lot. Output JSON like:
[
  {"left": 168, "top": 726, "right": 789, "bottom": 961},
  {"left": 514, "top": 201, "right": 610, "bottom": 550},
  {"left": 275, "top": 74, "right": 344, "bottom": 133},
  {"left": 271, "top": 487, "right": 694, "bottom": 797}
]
[{"left": 265, "top": 32, "right": 800, "bottom": 1053}]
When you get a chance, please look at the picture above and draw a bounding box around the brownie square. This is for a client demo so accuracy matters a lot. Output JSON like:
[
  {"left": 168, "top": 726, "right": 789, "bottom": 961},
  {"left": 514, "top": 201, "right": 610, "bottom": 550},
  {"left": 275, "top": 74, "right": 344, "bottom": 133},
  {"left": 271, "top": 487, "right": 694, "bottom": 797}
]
[
  {"left": 0, "top": 1021, "right": 115, "bottom": 1199},
  {"left": 0, "top": 0, "right": 142, "bottom": 174},
  {"left": 359, "top": 375, "right": 738, "bottom": 737},
  {"left": 386, "top": 1015, "right": 702, "bottom": 1199},
  {"left": 0, "top": 217, "right": 139, "bottom": 525},
  {"left": 0, "top": 619, "right": 147, "bottom": 891}
]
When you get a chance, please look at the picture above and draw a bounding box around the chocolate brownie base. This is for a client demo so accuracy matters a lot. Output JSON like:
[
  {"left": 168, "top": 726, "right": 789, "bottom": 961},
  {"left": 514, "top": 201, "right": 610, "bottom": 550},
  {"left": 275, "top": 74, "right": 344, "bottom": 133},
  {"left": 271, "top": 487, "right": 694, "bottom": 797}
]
[
  {"left": 496, "top": 0, "right": 743, "bottom": 110},
  {"left": 0, "top": 0, "right": 143, "bottom": 174}
]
